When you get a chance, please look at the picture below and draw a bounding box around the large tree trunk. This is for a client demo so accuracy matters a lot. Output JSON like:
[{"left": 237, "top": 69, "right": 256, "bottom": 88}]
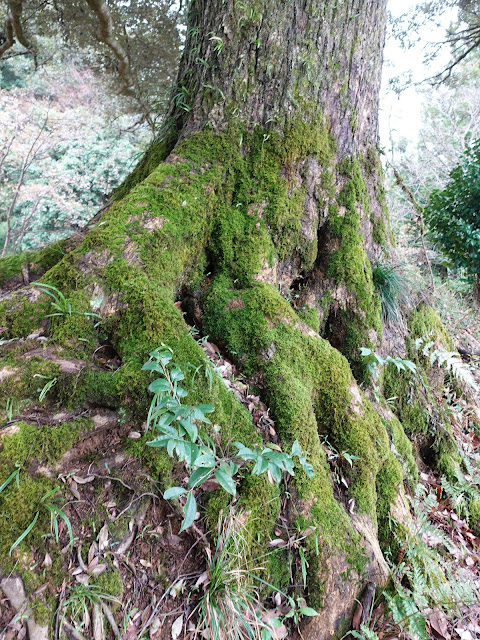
[{"left": 0, "top": 2, "right": 429, "bottom": 638}]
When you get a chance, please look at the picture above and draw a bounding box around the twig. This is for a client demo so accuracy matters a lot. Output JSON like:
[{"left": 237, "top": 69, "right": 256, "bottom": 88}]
[
  {"left": 389, "top": 162, "right": 435, "bottom": 295},
  {"left": 101, "top": 601, "right": 120, "bottom": 638},
  {"left": 0, "top": 14, "right": 14, "bottom": 57},
  {"left": 60, "top": 620, "right": 86, "bottom": 640},
  {"left": 84, "top": 0, "right": 131, "bottom": 93},
  {"left": 54, "top": 581, "right": 67, "bottom": 640}
]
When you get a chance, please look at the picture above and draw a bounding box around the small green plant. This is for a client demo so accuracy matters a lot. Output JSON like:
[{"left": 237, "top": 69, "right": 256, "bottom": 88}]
[
  {"left": 4, "top": 398, "right": 18, "bottom": 421},
  {"left": 360, "top": 348, "right": 417, "bottom": 381},
  {"left": 60, "top": 583, "right": 120, "bottom": 635},
  {"left": 441, "top": 456, "right": 480, "bottom": 522},
  {"left": 34, "top": 282, "right": 102, "bottom": 324},
  {"left": 347, "top": 625, "right": 379, "bottom": 640},
  {"left": 34, "top": 374, "right": 58, "bottom": 401},
  {"left": 143, "top": 347, "right": 314, "bottom": 531},
  {"left": 360, "top": 348, "right": 417, "bottom": 399},
  {"left": 9, "top": 487, "right": 74, "bottom": 555},
  {"left": 372, "top": 262, "right": 411, "bottom": 327},
  {"left": 320, "top": 435, "right": 359, "bottom": 485},
  {"left": 209, "top": 34, "right": 224, "bottom": 53},
  {"left": 193, "top": 509, "right": 317, "bottom": 640},
  {"left": 0, "top": 466, "right": 20, "bottom": 493},
  {"left": 386, "top": 485, "right": 479, "bottom": 640}
]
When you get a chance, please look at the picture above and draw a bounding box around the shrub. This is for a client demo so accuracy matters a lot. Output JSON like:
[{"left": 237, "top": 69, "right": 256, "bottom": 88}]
[{"left": 425, "top": 139, "right": 480, "bottom": 286}]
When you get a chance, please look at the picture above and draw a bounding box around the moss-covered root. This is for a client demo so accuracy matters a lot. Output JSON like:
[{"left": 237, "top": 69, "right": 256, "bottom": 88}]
[
  {"left": 383, "top": 304, "right": 461, "bottom": 478},
  {"left": 0, "top": 238, "right": 76, "bottom": 289},
  {"left": 203, "top": 278, "right": 402, "bottom": 606},
  {"left": 324, "top": 158, "right": 383, "bottom": 381}
]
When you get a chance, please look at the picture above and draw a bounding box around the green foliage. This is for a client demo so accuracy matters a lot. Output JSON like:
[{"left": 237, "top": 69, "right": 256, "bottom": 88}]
[
  {"left": 60, "top": 583, "right": 120, "bottom": 636},
  {"left": 441, "top": 456, "right": 480, "bottom": 526},
  {"left": 425, "top": 139, "right": 480, "bottom": 284},
  {"left": 143, "top": 346, "right": 314, "bottom": 531},
  {"left": 34, "top": 282, "right": 102, "bottom": 323},
  {"left": 327, "top": 158, "right": 383, "bottom": 378},
  {"left": 414, "top": 336, "right": 478, "bottom": 391},
  {"left": 387, "top": 486, "right": 479, "bottom": 639},
  {"left": 193, "top": 509, "right": 317, "bottom": 640},
  {"left": 0, "top": 52, "right": 149, "bottom": 254},
  {"left": 372, "top": 262, "right": 411, "bottom": 327},
  {"left": 8, "top": 487, "right": 73, "bottom": 555},
  {"left": 0, "top": 467, "right": 20, "bottom": 493},
  {"left": 360, "top": 347, "right": 417, "bottom": 397}
]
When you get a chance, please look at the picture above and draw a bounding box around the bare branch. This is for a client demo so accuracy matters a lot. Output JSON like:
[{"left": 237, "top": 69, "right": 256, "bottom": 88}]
[
  {"left": 7, "top": 0, "right": 37, "bottom": 65},
  {"left": 389, "top": 162, "right": 435, "bottom": 294},
  {"left": 0, "top": 14, "right": 14, "bottom": 57},
  {"left": 432, "top": 36, "right": 480, "bottom": 84},
  {"left": 13, "top": 197, "right": 44, "bottom": 251},
  {"left": 84, "top": 0, "right": 131, "bottom": 93},
  {"left": 1, "top": 116, "right": 49, "bottom": 257}
]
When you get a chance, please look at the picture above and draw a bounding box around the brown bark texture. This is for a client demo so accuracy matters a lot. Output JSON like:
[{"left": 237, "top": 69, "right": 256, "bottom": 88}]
[{"left": 0, "top": 2, "right": 426, "bottom": 639}]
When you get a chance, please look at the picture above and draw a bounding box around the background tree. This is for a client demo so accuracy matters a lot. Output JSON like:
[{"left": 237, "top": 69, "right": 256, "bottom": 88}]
[
  {"left": 0, "top": 50, "right": 148, "bottom": 253},
  {"left": 386, "top": 59, "right": 480, "bottom": 288},
  {"left": 0, "top": 0, "right": 182, "bottom": 129},
  {"left": 424, "top": 139, "right": 480, "bottom": 291}
]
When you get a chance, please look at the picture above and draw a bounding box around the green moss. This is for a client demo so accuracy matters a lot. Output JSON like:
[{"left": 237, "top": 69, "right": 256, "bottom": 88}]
[
  {"left": 0, "top": 474, "right": 57, "bottom": 560},
  {"left": 0, "top": 342, "right": 110, "bottom": 412},
  {"left": 48, "top": 292, "right": 99, "bottom": 351},
  {"left": 407, "top": 304, "right": 453, "bottom": 350},
  {"left": 376, "top": 457, "right": 403, "bottom": 551},
  {"left": 0, "top": 418, "right": 90, "bottom": 470},
  {"left": 92, "top": 569, "right": 124, "bottom": 600},
  {"left": 372, "top": 214, "right": 387, "bottom": 245},
  {"left": 203, "top": 277, "right": 398, "bottom": 582},
  {"left": 0, "top": 295, "right": 44, "bottom": 339},
  {"left": 0, "top": 240, "right": 68, "bottom": 287},
  {"left": 469, "top": 499, "right": 480, "bottom": 536},
  {"left": 0, "top": 356, "right": 60, "bottom": 407},
  {"left": 435, "top": 434, "right": 462, "bottom": 480},
  {"left": 127, "top": 435, "right": 174, "bottom": 485},
  {"left": 114, "top": 127, "right": 179, "bottom": 200},
  {"left": 326, "top": 158, "right": 382, "bottom": 380},
  {"left": 296, "top": 305, "right": 320, "bottom": 333},
  {"left": 384, "top": 306, "right": 460, "bottom": 479},
  {"left": 386, "top": 417, "right": 418, "bottom": 485},
  {"left": 383, "top": 366, "right": 429, "bottom": 435},
  {"left": 204, "top": 488, "right": 232, "bottom": 534}
]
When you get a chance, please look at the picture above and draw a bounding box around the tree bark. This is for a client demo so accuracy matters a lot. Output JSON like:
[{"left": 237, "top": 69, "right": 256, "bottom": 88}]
[{"left": 0, "top": 2, "right": 409, "bottom": 638}]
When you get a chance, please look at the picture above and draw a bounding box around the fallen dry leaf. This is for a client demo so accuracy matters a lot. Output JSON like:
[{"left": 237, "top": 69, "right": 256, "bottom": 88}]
[
  {"left": 171, "top": 615, "right": 183, "bottom": 640},
  {"left": 429, "top": 608, "right": 450, "bottom": 640}
]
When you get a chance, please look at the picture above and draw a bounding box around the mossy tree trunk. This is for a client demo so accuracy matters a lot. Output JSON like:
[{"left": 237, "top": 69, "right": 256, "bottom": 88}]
[{"left": 0, "top": 1, "right": 417, "bottom": 638}]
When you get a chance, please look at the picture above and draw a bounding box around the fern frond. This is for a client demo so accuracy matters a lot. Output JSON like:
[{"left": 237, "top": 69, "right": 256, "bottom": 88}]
[{"left": 415, "top": 337, "right": 478, "bottom": 391}]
